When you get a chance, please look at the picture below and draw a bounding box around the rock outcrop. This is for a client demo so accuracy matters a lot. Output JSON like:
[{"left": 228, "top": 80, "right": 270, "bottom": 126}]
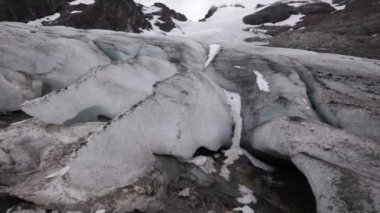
[
  {"left": 269, "top": 0, "right": 380, "bottom": 59},
  {"left": 51, "top": 0, "right": 152, "bottom": 32},
  {"left": 243, "top": 3, "right": 298, "bottom": 25},
  {"left": 0, "top": 0, "right": 67, "bottom": 22},
  {"left": 144, "top": 2, "right": 187, "bottom": 32},
  {"left": 299, "top": 2, "right": 336, "bottom": 15}
]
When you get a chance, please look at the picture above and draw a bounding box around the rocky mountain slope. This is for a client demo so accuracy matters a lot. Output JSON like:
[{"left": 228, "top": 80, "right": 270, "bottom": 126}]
[
  {"left": 0, "top": 0, "right": 67, "bottom": 22},
  {"left": 50, "top": 0, "right": 151, "bottom": 32},
  {"left": 242, "top": 0, "right": 380, "bottom": 59}
]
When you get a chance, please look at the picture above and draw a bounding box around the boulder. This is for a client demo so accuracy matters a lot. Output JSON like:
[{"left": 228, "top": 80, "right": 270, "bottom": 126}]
[
  {"left": 199, "top": 6, "right": 218, "bottom": 21},
  {"left": 243, "top": 4, "right": 298, "bottom": 25},
  {"left": 299, "top": 2, "right": 336, "bottom": 15}
]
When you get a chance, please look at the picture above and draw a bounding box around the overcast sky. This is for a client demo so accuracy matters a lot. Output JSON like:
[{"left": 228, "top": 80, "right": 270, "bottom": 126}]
[{"left": 135, "top": 0, "right": 257, "bottom": 21}]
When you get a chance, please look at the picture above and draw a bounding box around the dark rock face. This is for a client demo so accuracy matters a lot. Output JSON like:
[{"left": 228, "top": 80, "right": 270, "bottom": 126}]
[
  {"left": 255, "top": 4, "right": 265, "bottom": 9},
  {"left": 145, "top": 2, "right": 187, "bottom": 32},
  {"left": 200, "top": 4, "right": 245, "bottom": 22},
  {"left": 52, "top": 0, "right": 152, "bottom": 33},
  {"left": 255, "top": 25, "right": 292, "bottom": 36},
  {"left": 269, "top": 0, "right": 380, "bottom": 59},
  {"left": 0, "top": 0, "right": 67, "bottom": 22},
  {"left": 153, "top": 3, "right": 187, "bottom": 22},
  {"left": 243, "top": 4, "right": 298, "bottom": 25},
  {"left": 299, "top": 2, "right": 335, "bottom": 15},
  {"left": 199, "top": 6, "right": 218, "bottom": 21}
]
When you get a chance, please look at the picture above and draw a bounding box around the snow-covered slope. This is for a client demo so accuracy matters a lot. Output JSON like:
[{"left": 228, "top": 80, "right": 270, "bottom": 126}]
[{"left": 140, "top": 0, "right": 344, "bottom": 44}]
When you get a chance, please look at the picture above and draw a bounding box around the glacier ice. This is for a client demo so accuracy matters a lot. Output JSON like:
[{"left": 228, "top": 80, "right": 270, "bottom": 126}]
[
  {"left": 0, "top": 23, "right": 109, "bottom": 111},
  {"left": 0, "top": 118, "right": 103, "bottom": 186},
  {"left": 0, "top": 67, "right": 43, "bottom": 111},
  {"left": 65, "top": 71, "right": 233, "bottom": 191},
  {"left": 5, "top": 71, "right": 234, "bottom": 206},
  {"left": 22, "top": 57, "right": 177, "bottom": 124}
]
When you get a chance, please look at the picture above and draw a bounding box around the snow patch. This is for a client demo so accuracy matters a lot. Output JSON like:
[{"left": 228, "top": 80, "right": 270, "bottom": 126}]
[
  {"left": 220, "top": 90, "right": 243, "bottom": 180},
  {"left": 27, "top": 13, "right": 60, "bottom": 26},
  {"left": 234, "top": 65, "right": 245, "bottom": 69},
  {"left": 69, "top": 0, "right": 95, "bottom": 5},
  {"left": 45, "top": 166, "right": 70, "bottom": 179},
  {"left": 70, "top": 11, "right": 82, "bottom": 14},
  {"left": 253, "top": 70, "right": 270, "bottom": 92},
  {"left": 205, "top": 44, "right": 222, "bottom": 68},
  {"left": 178, "top": 187, "right": 190, "bottom": 197},
  {"left": 189, "top": 156, "right": 217, "bottom": 174},
  {"left": 272, "top": 14, "right": 304, "bottom": 26},
  {"left": 233, "top": 205, "right": 255, "bottom": 213},
  {"left": 236, "top": 184, "right": 257, "bottom": 204}
]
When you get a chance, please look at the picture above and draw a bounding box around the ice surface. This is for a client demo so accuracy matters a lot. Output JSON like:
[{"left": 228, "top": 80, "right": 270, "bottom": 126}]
[
  {"left": 0, "top": 22, "right": 208, "bottom": 112},
  {"left": 0, "top": 118, "right": 102, "bottom": 185},
  {"left": 0, "top": 68, "right": 43, "bottom": 111},
  {"left": 22, "top": 57, "right": 177, "bottom": 124},
  {"left": 0, "top": 23, "right": 109, "bottom": 111},
  {"left": 65, "top": 71, "right": 233, "bottom": 191}
]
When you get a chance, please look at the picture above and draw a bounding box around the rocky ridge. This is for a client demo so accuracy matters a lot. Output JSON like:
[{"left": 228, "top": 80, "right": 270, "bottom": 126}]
[{"left": 242, "top": 0, "right": 380, "bottom": 59}]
